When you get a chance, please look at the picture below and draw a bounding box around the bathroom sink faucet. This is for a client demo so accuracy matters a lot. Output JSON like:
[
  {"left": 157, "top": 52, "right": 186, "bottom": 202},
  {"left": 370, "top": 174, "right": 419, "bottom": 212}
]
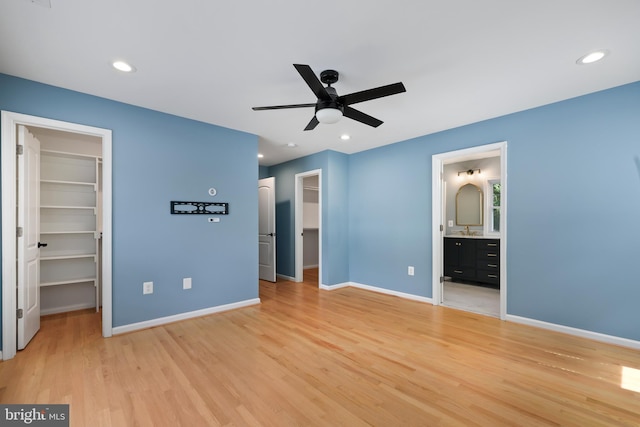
[{"left": 464, "top": 226, "right": 470, "bottom": 235}]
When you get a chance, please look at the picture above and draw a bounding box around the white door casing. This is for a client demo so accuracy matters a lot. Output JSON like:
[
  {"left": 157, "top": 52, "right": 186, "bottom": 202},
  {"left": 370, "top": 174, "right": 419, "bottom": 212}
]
[
  {"left": 294, "top": 170, "right": 322, "bottom": 284},
  {"left": 258, "top": 177, "right": 276, "bottom": 282},
  {"left": 2, "top": 111, "right": 113, "bottom": 361},
  {"left": 17, "top": 125, "right": 41, "bottom": 349},
  {"left": 431, "top": 141, "right": 507, "bottom": 320}
]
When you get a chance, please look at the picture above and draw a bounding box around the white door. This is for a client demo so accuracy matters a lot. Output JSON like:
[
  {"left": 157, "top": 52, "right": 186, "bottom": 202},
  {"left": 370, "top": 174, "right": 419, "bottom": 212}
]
[
  {"left": 17, "top": 125, "right": 41, "bottom": 349},
  {"left": 258, "top": 177, "right": 276, "bottom": 282}
]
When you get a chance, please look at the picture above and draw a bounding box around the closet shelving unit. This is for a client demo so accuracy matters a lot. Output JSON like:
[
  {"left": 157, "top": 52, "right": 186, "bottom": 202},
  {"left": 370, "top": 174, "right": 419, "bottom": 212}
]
[{"left": 40, "top": 149, "right": 100, "bottom": 312}]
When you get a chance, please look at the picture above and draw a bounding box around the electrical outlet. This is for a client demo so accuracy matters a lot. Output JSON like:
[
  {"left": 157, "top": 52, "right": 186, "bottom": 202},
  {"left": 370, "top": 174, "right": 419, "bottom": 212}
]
[
  {"left": 143, "top": 281, "right": 153, "bottom": 295},
  {"left": 408, "top": 266, "right": 415, "bottom": 276},
  {"left": 183, "top": 277, "right": 192, "bottom": 290},
  {"left": 448, "top": 220, "right": 453, "bottom": 227}
]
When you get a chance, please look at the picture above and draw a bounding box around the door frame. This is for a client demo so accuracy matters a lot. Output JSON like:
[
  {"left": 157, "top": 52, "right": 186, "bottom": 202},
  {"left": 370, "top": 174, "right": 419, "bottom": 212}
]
[
  {"left": 2, "top": 111, "right": 113, "bottom": 360},
  {"left": 258, "top": 177, "right": 276, "bottom": 282},
  {"left": 431, "top": 141, "right": 507, "bottom": 319},
  {"left": 294, "top": 169, "right": 322, "bottom": 284}
]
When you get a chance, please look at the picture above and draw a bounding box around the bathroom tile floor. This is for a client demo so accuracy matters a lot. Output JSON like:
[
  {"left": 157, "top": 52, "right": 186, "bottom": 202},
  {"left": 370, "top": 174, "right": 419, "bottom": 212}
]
[{"left": 443, "top": 281, "right": 500, "bottom": 317}]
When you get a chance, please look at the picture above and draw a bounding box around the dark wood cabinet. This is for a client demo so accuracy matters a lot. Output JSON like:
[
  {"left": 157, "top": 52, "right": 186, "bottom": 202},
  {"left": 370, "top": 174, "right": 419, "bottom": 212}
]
[{"left": 444, "top": 237, "right": 500, "bottom": 286}]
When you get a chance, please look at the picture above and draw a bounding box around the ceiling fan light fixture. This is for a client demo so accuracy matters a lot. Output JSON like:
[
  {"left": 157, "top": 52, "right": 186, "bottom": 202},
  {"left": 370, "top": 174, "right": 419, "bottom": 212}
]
[{"left": 315, "top": 107, "right": 343, "bottom": 124}]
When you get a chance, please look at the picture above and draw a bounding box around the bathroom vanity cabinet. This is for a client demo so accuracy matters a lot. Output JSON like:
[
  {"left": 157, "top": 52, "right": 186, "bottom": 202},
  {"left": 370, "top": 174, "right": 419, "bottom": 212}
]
[{"left": 444, "top": 237, "right": 500, "bottom": 286}]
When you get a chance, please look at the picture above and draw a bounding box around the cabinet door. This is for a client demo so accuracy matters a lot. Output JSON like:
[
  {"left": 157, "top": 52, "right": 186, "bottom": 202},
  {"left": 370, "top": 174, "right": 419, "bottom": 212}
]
[{"left": 444, "top": 238, "right": 476, "bottom": 280}]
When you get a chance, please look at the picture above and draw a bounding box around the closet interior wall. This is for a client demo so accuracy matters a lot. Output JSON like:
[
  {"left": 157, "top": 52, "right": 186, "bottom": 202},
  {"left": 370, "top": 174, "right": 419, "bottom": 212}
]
[{"left": 30, "top": 127, "right": 102, "bottom": 315}]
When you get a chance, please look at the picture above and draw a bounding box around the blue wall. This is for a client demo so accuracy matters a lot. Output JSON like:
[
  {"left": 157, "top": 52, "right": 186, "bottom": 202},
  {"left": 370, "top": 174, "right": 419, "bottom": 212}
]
[
  {"left": 0, "top": 74, "right": 259, "bottom": 341},
  {"left": 347, "top": 81, "right": 640, "bottom": 341},
  {"left": 267, "top": 150, "right": 349, "bottom": 285}
]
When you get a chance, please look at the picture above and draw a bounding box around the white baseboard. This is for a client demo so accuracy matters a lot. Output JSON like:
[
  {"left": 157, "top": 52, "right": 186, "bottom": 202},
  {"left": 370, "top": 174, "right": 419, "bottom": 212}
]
[
  {"left": 322, "top": 281, "right": 433, "bottom": 304},
  {"left": 506, "top": 314, "right": 640, "bottom": 350},
  {"left": 303, "top": 264, "right": 319, "bottom": 269},
  {"left": 276, "top": 273, "right": 296, "bottom": 282},
  {"left": 319, "top": 282, "right": 350, "bottom": 291},
  {"left": 41, "top": 302, "right": 96, "bottom": 316},
  {"left": 112, "top": 298, "right": 261, "bottom": 335}
]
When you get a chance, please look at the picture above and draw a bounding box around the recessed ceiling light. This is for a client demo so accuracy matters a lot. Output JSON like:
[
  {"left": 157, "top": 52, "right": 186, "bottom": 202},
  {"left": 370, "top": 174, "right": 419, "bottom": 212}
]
[
  {"left": 576, "top": 50, "right": 609, "bottom": 65},
  {"left": 340, "top": 134, "right": 350, "bottom": 141},
  {"left": 287, "top": 143, "right": 298, "bottom": 148},
  {"left": 257, "top": 153, "right": 264, "bottom": 158},
  {"left": 112, "top": 60, "right": 136, "bottom": 73}
]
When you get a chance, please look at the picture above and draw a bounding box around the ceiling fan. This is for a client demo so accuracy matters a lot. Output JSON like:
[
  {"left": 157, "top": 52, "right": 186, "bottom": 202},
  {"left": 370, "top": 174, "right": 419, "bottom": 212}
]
[{"left": 252, "top": 64, "right": 406, "bottom": 131}]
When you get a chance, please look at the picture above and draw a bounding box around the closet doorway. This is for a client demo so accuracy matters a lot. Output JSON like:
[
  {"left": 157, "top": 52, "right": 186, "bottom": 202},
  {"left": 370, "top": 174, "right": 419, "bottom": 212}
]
[
  {"left": 294, "top": 170, "right": 321, "bottom": 285},
  {"left": 2, "top": 111, "right": 113, "bottom": 360}
]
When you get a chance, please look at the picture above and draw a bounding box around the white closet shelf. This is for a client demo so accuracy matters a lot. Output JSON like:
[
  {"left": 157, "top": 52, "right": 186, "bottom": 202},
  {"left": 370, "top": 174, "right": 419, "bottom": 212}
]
[
  {"left": 40, "top": 277, "right": 97, "bottom": 288},
  {"left": 41, "top": 179, "right": 96, "bottom": 187},
  {"left": 41, "top": 254, "right": 97, "bottom": 261},
  {"left": 41, "top": 149, "right": 101, "bottom": 160},
  {"left": 41, "top": 230, "right": 97, "bottom": 235},
  {"left": 41, "top": 205, "right": 96, "bottom": 210}
]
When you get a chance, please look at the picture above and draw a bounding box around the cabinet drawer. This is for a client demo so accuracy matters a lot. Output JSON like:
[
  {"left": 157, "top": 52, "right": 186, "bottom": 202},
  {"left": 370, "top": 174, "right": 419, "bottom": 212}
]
[
  {"left": 477, "top": 240, "right": 500, "bottom": 250},
  {"left": 477, "top": 249, "right": 499, "bottom": 260},
  {"left": 476, "top": 270, "right": 500, "bottom": 285},
  {"left": 477, "top": 260, "right": 499, "bottom": 270},
  {"left": 444, "top": 266, "right": 475, "bottom": 281}
]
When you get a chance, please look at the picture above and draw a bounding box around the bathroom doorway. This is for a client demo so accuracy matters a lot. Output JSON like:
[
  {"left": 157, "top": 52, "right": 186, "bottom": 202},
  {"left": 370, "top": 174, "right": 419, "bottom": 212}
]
[{"left": 431, "top": 142, "right": 507, "bottom": 319}]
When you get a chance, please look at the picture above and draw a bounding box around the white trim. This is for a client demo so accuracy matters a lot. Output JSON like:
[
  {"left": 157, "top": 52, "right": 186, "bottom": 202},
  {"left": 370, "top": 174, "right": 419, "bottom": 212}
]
[
  {"left": 112, "top": 298, "right": 261, "bottom": 335},
  {"left": 324, "top": 281, "right": 434, "bottom": 304},
  {"left": 506, "top": 315, "right": 640, "bottom": 350},
  {"left": 294, "top": 169, "right": 322, "bottom": 284},
  {"left": 431, "top": 141, "right": 507, "bottom": 320},
  {"left": 2, "top": 111, "right": 113, "bottom": 360},
  {"left": 41, "top": 303, "right": 96, "bottom": 316},
  {"left": 320, "top": 282, "right": 350, "bottom": 291},
  {"left": 276, "top": 273, "right": 296, "bottom": 282}
]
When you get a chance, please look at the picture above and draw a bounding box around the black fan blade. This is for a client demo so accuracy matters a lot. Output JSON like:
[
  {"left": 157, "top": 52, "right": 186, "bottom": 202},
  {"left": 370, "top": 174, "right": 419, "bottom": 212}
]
[
  {"left": 304, "top": 116, "right": 319, "bottom": 131},
  {"left": 252, "top": 103, "right": 316, "bottom": 111},
  {"left": 339, "top": 82, "right": 406, "bottom": 106},
  {"left": 343, "top": 106, "right": 383, "bottom": 128},
  {"left": 294, "top": 64, "right": 331, "bottom": 101}
]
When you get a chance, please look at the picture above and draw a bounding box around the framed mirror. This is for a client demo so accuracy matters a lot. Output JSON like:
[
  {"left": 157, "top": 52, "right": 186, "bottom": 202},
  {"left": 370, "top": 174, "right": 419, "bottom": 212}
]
[{"left": 456, "top": 183, "right": 483, "bottom": 225}]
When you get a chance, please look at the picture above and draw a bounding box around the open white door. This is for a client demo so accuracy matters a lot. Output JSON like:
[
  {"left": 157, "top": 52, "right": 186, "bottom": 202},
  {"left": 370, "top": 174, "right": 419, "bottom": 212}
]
[
  {"left": 17, "top": 125, "right": 41, "bottom": 349},
  {"left": 258, "top": 177, "right": 276, "bottom": 282}
]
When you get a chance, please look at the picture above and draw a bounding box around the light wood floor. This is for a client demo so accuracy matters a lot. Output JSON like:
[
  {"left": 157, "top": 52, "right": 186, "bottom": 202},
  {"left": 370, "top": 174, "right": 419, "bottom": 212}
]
[{"left": 1, "top": 271, "right": 640, "bottom": 426}]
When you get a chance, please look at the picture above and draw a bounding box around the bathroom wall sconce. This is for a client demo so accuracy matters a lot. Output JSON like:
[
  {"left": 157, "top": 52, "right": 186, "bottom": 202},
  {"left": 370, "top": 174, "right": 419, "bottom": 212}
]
[{"left": 457, "top": 168, "right": 481, "bottom": 177}]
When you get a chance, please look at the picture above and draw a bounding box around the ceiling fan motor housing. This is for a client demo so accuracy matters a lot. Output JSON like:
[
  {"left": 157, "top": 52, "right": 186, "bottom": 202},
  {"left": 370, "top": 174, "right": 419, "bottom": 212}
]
[
  {"left": 316, "top": 86, "right": 343, "bottom": 113},
  {"left": 320, "top": 69, "right": 339, "bottom": 85}
]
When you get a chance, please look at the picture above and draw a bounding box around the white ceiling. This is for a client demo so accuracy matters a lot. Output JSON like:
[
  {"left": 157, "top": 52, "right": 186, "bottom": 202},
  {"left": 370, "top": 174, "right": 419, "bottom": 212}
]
[{"left": 1, "top": 0, "right": 639, "bottom": 166}]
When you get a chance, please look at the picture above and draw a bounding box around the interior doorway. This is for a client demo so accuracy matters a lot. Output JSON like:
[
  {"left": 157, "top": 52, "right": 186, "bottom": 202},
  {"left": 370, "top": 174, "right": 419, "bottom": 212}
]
[
  {"left": 294, "top": 170, "right": 321, "bottom": 285},
  {"left": 2, "top": 111, "right": 113, "bottom": 360},
  {"left": 431, "top": 142, "right": 507, "bottom": 319},
  {"left": 258, "top": 177, "right": 276, "bottom": 282}
]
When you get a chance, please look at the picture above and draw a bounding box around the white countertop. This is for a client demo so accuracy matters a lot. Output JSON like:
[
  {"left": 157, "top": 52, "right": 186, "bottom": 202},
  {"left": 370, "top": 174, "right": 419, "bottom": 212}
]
[{"left": 445, "top": 234, "right": 494, "bottom": 239}]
